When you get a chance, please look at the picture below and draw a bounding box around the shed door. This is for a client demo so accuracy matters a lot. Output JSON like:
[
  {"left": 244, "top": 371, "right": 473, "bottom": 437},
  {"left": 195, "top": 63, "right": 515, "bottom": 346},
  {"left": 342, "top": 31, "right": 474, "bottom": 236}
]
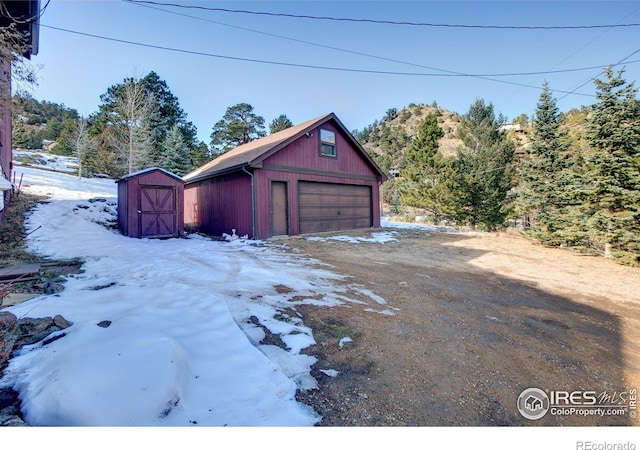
[
  {"left": 298, "top": 182, "right": 372, "bottom": 234},
  {"left": 138, "top": 185, "right": 177, "bottom": 238}
]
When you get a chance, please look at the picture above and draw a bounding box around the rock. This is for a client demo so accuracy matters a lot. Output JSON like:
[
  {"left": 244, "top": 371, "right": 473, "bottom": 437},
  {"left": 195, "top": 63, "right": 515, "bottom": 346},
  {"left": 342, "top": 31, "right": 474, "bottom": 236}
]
[
  {"left": 0, "top": 314, "right": 70, "bottom": 427},
  {"left": 18, "top": 317, "right": 53, "bottom": 335},
  {"left": 0, "top": 415, "right": 28, "bottom": 426},
  {"left": 0, "top": 334, "right": 17, "bottom": 371},
  {"left": 96, "top": 320, "right": 112, "bottom": 328},
  {"left": 44, "top": 282, "right": 63, "bottom": 295},
  {"left": 16, "top": 317, "right": 55, "bottom": 346},
  {"left": 0, "top": 388, "right": 19, "bottom": 411},
  {"left": 0, "top": 312, "right": 17, "bottom": 333},
  {"left": 42, "top": 333, "right": 66, "bottom": 346},
  {"left": 53, "top": 315, "right": 72, "bottom": 329}
]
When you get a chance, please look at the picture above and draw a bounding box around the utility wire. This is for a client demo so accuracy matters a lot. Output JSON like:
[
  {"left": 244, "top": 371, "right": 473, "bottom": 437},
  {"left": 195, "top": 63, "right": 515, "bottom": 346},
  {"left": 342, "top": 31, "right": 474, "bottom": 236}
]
[
  {"left": 0, "top": 0, "right": 50, "bottom": 24},
  {"left": 557, "top": 47, "right": 640, "bottom": 101},
  {"left": 123, "top": 0, "right": 640, "bottom": 30},
  {"left": 506, "top": 4, "right": 640, "bottom": 107},
  {"left": 126, "top": 2, "right": 640, "bottom": 79},
  {"left": 42, "top": 24, "right": 640, "bottom": 98}
]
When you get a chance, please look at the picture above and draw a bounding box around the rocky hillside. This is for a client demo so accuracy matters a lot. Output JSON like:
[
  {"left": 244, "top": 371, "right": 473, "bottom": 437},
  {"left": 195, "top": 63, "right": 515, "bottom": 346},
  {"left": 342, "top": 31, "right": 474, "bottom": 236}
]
[{"left": 355, "top": 103, "right": 531, "bottom": 178}]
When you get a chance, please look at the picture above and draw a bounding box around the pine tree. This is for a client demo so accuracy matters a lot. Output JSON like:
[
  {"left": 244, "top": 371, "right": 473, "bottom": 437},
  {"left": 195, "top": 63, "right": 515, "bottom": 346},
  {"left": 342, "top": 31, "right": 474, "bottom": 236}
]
[
  {"left": 269, "top": 114, "right": 294, "bottom": 134},
  {"left": 139, "top": 71, "right": 199, "bottom": 165},
  {"left": 89, "top": 72, "right": 200, "bottom": 177},
  {"left": 397, "top": 113, "right": 452, "bottom": 223},
  {"left": 161, "top": 125, "right": 191, "bottom": 176},
  {"left": 517, "top": 82, "right": 574, "bottom": 244},
  {"left": 582, "top": 67, "right": 640, "bottom": 265},
  {"left": 210, "top": 103, "right": 266, "bottom": 156},
  {"left": 190, "top": 142, "right": 212, "bottom": 169},
  {"left": 453, "top": 99, "right": 515, "bottom": 230}
]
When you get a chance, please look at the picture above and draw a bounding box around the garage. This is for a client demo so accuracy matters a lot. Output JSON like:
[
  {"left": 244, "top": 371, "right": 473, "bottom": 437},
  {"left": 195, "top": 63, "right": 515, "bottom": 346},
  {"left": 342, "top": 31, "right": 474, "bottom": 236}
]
[
  {"left": 183, "top": 113, "right": 386, "bottom": 239},
  {"left": 298, "top": 181, "right": 372, "bottom": 234}
]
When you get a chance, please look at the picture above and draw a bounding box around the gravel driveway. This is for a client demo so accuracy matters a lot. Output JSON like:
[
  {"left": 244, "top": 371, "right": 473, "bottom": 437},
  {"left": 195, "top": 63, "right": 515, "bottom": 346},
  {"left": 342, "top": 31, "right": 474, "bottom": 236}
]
[{"left": 280, "top": 228, "right": 640, "bottom": 426}]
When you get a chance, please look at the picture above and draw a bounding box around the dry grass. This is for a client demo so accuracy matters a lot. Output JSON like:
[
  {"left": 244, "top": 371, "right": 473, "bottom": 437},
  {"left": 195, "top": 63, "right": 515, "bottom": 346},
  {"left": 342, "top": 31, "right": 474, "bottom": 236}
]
[{"left": 0, "top": 193, "right": 49, "bottom": 267}]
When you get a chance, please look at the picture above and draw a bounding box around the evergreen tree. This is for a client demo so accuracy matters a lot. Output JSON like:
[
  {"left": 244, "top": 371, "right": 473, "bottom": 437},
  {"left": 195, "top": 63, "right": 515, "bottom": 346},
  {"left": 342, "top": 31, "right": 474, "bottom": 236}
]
[
  {"left": 190, "top": 141, "right": 212, "bottom": 169},
  {"left": 453, "top": 99, "right": 515, "bottom": 230},
  {"left": 90, "top": 72, "right": 200, "bottom": 176},
  {"left": 397, "top": 113, "right": 452, "bottom": 223},
  {"left": 269, "top": 114, "right": 294, "bottom": 134},
  {"left": 582, "top": 67, "right": 640, "bottom": 265},
  {"left": 92, "top": 77, "right": 155, "bottom": 175},
  {"left": 139, "top": 71, "right": 199, "bottom": 165},
  {"left": 210, "top": 103, "right": 266, "bottom": 156},
  {"left": 517, "top": 82, "right": 574, "bottom": 244},
  {"left": 161, "top": 125, "right": 191, "bottom": 176},
  {"left": 52, "top": 118, "right": 78, "bottom": 155}
]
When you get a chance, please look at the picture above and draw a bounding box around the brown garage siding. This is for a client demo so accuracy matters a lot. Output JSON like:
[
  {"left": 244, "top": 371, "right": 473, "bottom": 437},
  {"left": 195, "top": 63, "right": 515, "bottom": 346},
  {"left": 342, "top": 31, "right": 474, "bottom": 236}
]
[{"left": 298, "top": 181, "right": 372, "bottom": 234}]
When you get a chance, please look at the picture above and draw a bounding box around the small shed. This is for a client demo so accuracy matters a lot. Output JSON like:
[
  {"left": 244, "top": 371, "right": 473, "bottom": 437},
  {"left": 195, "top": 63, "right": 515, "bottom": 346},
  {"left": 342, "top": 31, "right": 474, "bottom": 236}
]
[{"left": 117, "top": 168, "right": 184, "bottom": 239}]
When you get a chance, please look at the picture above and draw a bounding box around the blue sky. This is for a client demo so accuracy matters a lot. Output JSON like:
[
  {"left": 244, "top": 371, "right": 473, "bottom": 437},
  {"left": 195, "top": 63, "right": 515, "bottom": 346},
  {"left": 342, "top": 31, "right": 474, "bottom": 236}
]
[{"left": 28, "top": 1, "right": 640, "bottom": 145}]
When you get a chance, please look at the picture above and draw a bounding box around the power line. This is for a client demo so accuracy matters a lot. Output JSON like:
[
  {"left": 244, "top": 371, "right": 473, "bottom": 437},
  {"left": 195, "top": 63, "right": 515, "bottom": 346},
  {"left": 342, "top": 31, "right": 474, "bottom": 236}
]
[
  {"left": 39, "top": 24, "right": 467, "bottom": 77},
  {"left": 42, "top": 24, "right": 640, "bottom": 99},
  {"left": 557, "top": 47, "right": 640, "bottom": 101},
  {"left": 125, "top": 2, "right": 640, "bottom": 79},
  {"left": 0, "top": 0, "right": 51, "bottom": 24},
  {"left": 505, "top": 4, "right": 640, "bottom": 108},
  {"left": 123, "top": 0, "right": 640, "bottom": 30}
]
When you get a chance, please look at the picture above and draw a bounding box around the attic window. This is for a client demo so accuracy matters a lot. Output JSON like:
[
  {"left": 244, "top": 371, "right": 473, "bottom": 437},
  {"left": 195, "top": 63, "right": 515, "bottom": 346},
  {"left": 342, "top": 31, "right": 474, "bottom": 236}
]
[{"left": 320, "top": 129, "right": 336, "bottom": 157}]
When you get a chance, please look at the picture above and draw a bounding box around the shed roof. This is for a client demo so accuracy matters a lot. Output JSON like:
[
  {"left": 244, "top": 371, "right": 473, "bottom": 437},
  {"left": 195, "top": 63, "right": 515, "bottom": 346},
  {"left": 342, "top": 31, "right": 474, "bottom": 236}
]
[
  {"left": 116, "top": 167, "right": 184, "bottom": 184},
  {"left": 183, "top": 113, "right": 386, "bottom": 184}
]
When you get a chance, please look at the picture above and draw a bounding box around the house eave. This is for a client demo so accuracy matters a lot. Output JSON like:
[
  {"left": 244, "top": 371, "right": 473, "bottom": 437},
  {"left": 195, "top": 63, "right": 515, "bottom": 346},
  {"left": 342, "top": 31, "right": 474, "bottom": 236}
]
[{"left": 183, "top": 164, "right": 252, "bottom": 185}]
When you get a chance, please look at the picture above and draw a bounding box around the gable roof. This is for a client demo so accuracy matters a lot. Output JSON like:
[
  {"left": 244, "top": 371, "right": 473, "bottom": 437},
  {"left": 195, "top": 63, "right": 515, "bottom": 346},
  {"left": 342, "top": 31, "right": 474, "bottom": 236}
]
[
  {"left": 116, "top": 167, "right": 184, "bottom": 184},
  {"left": 183, "top": 113, "right": 386, "bottom": 184}
]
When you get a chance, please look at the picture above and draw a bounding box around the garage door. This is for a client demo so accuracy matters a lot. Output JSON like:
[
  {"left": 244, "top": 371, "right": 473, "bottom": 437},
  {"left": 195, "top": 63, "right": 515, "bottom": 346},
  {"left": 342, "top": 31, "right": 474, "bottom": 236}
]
[{"left": 298, "top": 181, "right": 372, "bottom": 234}]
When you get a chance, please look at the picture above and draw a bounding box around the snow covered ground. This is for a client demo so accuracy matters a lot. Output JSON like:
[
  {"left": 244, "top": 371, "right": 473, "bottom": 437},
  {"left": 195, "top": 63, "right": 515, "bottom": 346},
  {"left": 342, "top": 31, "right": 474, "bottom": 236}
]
[
  {"left": 1, "top": 167, "right": 630, "bottom": 449},
  {"left": 12, "top": 150, "right": 79, "bottom": 174},
  {"left": 1, "top": 166, "right": 393, "bottom": 427}
]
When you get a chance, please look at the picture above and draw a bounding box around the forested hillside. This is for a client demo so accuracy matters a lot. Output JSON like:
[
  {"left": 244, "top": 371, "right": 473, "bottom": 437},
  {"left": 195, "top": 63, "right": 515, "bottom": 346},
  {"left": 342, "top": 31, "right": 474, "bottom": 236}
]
[
  {"left": 354, "top": 102, "right": 533, "bottom": 212},
  {"left": 354, "top": 69, "right": 639, "bottom": 266},
  {"left": 11, "top": 95, "right": 79, "bottom": 150}
]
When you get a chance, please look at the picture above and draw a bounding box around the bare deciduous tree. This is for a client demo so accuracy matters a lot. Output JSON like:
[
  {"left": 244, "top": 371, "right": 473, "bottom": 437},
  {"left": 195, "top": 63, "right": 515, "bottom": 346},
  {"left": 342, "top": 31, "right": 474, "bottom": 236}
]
[
  {"left": 65, "top": 117, "right": 95, "bottom": 179},
  {"left": 108, "top": 78, "right": 155, "bottom": 175},
  {"left": 0, "top": 23, "right": 38, "bottom": 104}
]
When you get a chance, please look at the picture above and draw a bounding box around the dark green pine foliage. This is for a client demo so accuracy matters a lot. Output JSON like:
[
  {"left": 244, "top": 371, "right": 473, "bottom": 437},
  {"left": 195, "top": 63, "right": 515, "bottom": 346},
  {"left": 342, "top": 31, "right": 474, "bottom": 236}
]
[
  {"left": 161, "top": 125, "right": 192, "bottom": 177},
  {"left": 190, "top": 142, "right": 212, "bottom": 170},
  {"left": 89, "top": 71, "right": 201, "bottom": 177},
  {"left": 518, "top": 82, "right": 575, "bottom": 245},
  {"left": 210, "top": 103, "right": 266, "bottom": 156},
  {"left": 139, "top": 71, "right": 200, "bottom": 167},
  {"left": 397, "top": 113, "right": 452, "bottom": 223},
  {"left": 269, "top": 114, "right": 294, "bottom": 134},
  {"left": 453, "top": 99, "right": 515, "bottom": 230},
  {"left": 582, "top": 67, "right": 640, "bottom": 265}
]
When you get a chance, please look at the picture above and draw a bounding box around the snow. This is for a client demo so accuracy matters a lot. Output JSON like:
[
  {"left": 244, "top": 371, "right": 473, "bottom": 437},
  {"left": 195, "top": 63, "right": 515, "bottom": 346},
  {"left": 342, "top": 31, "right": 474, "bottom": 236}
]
[
  {"left": 12, "top": 150, "right": 79, "bottom": 174},
  {"left": 305, "top": 230, "right": 398, "bottom": 244},
  {"left": 381, "top": 217, "right": 459, "bottom": 233},
  {"left": 2, "top": 166, "right": 389, "bottom": 427},
  {"left": 337, "top": 337, "right": 353, "bottom": 348}
]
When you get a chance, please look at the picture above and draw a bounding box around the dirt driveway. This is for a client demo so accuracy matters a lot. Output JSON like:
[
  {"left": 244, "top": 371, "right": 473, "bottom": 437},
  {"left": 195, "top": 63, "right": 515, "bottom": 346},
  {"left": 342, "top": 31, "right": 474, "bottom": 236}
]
[{"left": 278, "top": 228, "right": 640, "bottom": 426}]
